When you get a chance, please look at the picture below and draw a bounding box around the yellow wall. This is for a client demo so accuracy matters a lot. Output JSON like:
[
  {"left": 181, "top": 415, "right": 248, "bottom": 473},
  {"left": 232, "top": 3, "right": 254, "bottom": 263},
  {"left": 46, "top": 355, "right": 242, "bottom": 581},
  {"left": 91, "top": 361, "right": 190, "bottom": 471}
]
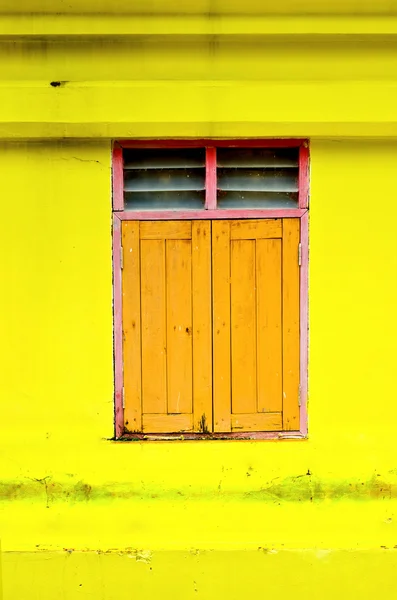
[
  {"left": 1, "top": 36, "right": 397, "bottom": 138},
  {"left": 0, "top": 0, "right": 396, "bottom": 14},
  {"left": 1, "top": 8, "right": 397, "bottom": 599}
]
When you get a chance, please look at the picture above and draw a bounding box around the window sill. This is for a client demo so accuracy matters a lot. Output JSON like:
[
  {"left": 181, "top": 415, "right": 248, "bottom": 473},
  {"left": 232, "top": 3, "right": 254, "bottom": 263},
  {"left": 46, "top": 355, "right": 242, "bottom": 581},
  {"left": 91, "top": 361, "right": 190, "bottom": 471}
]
[{"left": 114, "top": 431, "right": 307, "bottom": 441}]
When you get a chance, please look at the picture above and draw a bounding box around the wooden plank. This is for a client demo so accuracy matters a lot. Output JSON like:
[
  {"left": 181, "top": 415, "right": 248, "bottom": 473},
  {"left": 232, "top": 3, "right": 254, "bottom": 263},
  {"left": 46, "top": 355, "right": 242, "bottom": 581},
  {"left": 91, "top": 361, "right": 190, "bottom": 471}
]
[
  {"left": 143, "top": 414, "right": 193, "bottom": 434},
  {"left": 230, "top": 219, "right": 282, "bottom": 240},
  {"left": 212, "top": 220, "right": 231, "bottom": 432},
  {"left": 256, "top": 238, "right": 282, "bottom": 413},
  {"left": 139, "top": 221, "right": 191, "bottom": 240},
  {"left": 121, "top": 221, "right": 142, "bottom": 433},
  {"left": 166, "top": 238, "right": 193, "bottom": 414},
  {"left": 282, "top": 218, "right": 300, "bottom": 430},
  {"left": 140, "top": 239, "right": 167, "bottom": 415},
  {"left": 192, "top": 221, "right": 212, "bottom": 433},
  {"left": 230, "top": 238, "right": 257, "bottom": 414},
  {"left": 231, "top": 413, "right": 282, "bottom": 431}
]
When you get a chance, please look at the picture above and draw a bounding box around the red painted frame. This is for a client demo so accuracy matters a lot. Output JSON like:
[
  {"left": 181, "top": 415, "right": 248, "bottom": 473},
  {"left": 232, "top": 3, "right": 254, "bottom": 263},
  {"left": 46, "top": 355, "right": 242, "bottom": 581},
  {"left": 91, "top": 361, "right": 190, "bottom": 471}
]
[
  {"left": 118, "top": 139, "right": 306, "bottom": 148},
  {"left": 112, "top": 143, "right": 124, "bottom": 212},
  {"left": 205, "top": 147, "right": 217, "bottom": 210},
  {"left": 112, "top": 139, "right": 309, "bottom": 440}
]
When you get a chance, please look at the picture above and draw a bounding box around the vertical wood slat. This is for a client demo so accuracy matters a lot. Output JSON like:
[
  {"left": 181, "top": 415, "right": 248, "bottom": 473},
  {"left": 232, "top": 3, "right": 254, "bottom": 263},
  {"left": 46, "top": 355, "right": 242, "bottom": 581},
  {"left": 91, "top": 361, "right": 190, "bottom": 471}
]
[
  {"left": 122, "top": 221, "right": 142, "bottom": 432},
  {"left": 192, "top": 221, "right": 213, "bottom": 432},
  {"left": 282, "top": 218, "right": 300, "bottom": 430},
  {"left": 256, "top": 239, "right": 282, "bottom": 413},
  {"left": 166, "top": 239, "right": 193, "bottom": 414},
  {"left": 140, "top": 238, "right": 167, "bottom": 415},
  {"left": 231, "top": 239, "right": 257, "bottom": 414},
  {"left": 212, "top": 220, "right": 231, "bottom": 432}
]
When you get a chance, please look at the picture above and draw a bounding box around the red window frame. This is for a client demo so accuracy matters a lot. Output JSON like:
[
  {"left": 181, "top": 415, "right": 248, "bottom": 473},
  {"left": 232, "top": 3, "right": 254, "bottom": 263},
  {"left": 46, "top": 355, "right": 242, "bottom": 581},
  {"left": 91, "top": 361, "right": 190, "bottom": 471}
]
[{"left": 112, "top": 139, "right": 309, "bottom": 440}]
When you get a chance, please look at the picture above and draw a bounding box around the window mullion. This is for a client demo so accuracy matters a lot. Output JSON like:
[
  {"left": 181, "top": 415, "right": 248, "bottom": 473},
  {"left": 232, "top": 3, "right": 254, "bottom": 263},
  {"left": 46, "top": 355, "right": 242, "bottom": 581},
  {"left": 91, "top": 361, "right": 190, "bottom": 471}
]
[{"left": 205, "top": 146, "right": 217, "bottom": 210}]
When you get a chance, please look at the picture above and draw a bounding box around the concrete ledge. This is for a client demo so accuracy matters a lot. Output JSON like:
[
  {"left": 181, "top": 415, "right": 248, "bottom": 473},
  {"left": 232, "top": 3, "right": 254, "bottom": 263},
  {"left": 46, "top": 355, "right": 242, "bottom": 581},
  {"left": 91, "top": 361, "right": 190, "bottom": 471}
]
[
  {"left": 2, "top": 15, "right": 397, "bottom": 38},
  {"left": 3, "top": 548, "right": 397, "bottom": 599},
  {"left": 1, "top": 81, "right": 397, "bottom": 139},
  {"left": 2, "top": 496, "right": 397, "bottom": 554},
  {"left": 0, "top": 0, "right": 396, "bottom": 15}
]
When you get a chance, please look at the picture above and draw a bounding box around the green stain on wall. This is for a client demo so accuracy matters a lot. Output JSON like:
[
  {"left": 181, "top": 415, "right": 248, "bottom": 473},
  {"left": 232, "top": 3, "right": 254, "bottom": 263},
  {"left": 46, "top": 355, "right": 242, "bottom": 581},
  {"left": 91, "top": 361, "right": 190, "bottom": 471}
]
[{"left": 1, "top": 471, "right": 397, "bottom": 504}]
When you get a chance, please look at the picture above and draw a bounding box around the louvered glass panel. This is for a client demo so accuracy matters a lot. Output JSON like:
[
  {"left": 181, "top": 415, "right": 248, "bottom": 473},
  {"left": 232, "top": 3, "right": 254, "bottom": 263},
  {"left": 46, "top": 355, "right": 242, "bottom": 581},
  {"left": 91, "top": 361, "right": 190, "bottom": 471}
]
[
  {"left": 124, "top": 148, "right": 205, "bottom": 169},
  {"left": 124, "top": 191, "right": 205, "bottom": 210},
  {"left": 217, "top": 148, "right": 299, "bottom": 209},
  {"left": 217, "top": 191, "right": 298, "bottom": 209},
  {"left": 125, "top": 169, "right": 204, "bottom": 192},
  {"left": 123, "top": 148, "right": 205, "bottom": 209},
  {"left": 218, "top": 169, "right": 298, "bottom": 192},
  {"left": 217, "top": 148, "right": 298, "bottom": 168}
]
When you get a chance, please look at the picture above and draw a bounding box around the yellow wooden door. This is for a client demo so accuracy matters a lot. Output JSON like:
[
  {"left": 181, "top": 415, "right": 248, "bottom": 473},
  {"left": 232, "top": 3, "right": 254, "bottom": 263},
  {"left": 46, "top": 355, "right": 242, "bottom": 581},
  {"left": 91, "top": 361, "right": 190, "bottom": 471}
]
[
  {"left": 122, "top": 221, "right": 212, "bottom": 433},
  {"left": 212, "top": 219, "right": 300, "bottom": 432},
  {"left": 122, "top": 218, "right": 300, "bottom": 435}
]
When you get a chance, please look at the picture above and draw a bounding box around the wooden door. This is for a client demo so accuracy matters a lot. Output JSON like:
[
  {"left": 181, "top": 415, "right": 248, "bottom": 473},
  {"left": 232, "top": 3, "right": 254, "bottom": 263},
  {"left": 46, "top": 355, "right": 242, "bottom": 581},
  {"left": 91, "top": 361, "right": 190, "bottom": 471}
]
[
  {"left": 122, "top": 221, "right": 212, "bottom": 433},
  {"left": 212, "top": 219, "right": 300, "bottom": 432},
  {"left": 122, "top": 218, "right": 300, "bottom": 434}
]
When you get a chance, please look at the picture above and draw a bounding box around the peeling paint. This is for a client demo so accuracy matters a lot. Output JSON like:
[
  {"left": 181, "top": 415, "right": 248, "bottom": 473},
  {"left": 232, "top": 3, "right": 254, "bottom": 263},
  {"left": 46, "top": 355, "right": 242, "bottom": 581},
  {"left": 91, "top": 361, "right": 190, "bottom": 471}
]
[{"left": 134, "top": 550, "right": 152, "bottom": 564}]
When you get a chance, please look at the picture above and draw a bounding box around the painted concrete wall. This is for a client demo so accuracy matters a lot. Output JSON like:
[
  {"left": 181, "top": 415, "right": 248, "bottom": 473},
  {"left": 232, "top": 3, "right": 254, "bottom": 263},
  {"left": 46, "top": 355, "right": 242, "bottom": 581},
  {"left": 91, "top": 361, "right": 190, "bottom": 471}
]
[
  {"left": 1, "top": 35, "right": 397, "bottom": 138},
  {"left": 1, "top": 7, "right": 397, "bottom": 598}
]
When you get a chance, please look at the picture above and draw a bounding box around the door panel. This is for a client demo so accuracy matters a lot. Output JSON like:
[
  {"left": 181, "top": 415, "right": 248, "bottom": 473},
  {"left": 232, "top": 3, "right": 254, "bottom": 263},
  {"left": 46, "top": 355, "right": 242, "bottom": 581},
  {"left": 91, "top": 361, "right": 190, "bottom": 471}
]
[
  {"left": 230, "top": 238, "right": 257, "bottom": 414},
  {"left": 165, "top": 238, "right": 193, "bottom": 414},
  {"left": 212, "top": 219, "right": 300, "bottom": 433},
  {"left": 256, "top": 238, "right": 282, "bottom": 413},
  {"left": 122, "top": 220, "right": 212, "bottom": 433},
  {"left": 140, "top": 238, "right": 167, "bottom": 415}
]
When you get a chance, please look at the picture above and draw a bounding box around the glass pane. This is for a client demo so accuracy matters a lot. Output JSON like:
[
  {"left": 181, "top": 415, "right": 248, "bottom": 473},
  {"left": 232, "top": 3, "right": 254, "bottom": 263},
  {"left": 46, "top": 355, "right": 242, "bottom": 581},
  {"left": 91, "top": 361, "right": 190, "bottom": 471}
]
[
  {"left": 217, "top": 147, "right": 299, "bottom": 168},
  {"left": 123, "top": 148, "right": 206, "bottom": 210},
  {"left": 217, "top": 191, "right": 298, "bottom": 209},
  {"left": 124, "top": 168, "right": 205, "bottom": 192},
  {"left": 218, "top": 168, "right": 298, "bottom": 192},
  {"left": 216, "top": 147, "right": 299, "bottom": 209},
  {"left": 124, "top": 148, "right": 205, "bottom": 169},
  {"left": 124, "top": 190, "right": 205, "bottom": 210}
]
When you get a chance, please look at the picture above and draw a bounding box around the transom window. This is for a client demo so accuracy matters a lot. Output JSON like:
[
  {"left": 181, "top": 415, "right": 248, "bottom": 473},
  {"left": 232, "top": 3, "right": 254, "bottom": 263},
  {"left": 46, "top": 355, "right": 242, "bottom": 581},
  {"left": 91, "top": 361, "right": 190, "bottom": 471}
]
[
  {"left": 113, "top": 140, "right": 308, "bottom": 215},
  {"left": 121, "top": 146, "right": 299, "bottom": 210}
]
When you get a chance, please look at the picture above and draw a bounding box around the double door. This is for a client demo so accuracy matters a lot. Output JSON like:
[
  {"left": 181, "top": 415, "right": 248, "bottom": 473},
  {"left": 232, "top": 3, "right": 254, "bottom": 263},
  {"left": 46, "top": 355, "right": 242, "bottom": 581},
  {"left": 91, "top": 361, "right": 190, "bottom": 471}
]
[{"left": 121, "top": 219, "right": 300, "bottom": 434}]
